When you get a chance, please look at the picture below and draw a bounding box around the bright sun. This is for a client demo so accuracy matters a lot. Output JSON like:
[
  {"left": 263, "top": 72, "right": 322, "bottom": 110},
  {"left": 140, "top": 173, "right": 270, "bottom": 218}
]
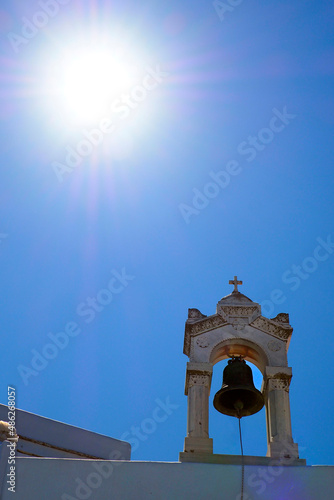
[{"left": 52, "top": 43, "right": 139, "bottom": 125}]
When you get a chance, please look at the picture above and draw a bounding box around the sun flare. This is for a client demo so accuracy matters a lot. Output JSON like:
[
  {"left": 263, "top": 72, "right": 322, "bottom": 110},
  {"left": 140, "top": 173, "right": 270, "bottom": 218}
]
[
  {"left": 61, "top": 48, "right": 136, "bottom": 124},
  {"left": 47, "top": 40, "right": 141, "bottom": 126}
]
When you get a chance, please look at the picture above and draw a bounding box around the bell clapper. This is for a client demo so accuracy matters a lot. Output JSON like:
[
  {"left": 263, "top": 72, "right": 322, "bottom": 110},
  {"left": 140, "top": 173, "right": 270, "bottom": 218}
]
[{"left": 234, "top": 400, "right": 244, "bottom": 412}]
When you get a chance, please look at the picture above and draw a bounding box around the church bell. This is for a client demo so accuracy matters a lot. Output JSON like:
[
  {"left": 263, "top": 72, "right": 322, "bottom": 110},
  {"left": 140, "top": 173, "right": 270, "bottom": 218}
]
[{"left": 213, "top": 357, "right": 264, "bottom": 418}]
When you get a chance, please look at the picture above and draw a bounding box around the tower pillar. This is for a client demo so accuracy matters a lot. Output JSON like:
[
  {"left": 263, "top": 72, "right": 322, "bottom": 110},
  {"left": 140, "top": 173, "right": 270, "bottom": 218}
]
[
  {"left": 183, "top": 363, "right": 213, "bottom": 454},
  {"left": 264, "top": 366, "right": 299, "bottom": 459}
]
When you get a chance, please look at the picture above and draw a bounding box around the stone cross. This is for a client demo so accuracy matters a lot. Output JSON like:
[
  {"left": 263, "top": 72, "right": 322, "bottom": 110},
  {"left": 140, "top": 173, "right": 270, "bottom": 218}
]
[{"left": 229, "top": 276, "right": 242, "bottom": 292}]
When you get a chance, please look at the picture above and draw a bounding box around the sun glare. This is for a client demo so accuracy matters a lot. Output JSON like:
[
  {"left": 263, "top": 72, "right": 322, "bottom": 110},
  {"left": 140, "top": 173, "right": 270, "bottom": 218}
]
[
  {"left": 41, "top": 37, "right": 144, "bottom": 127},
  {"left": 59, "top": 47, "right": 136, "bottom": 124}
]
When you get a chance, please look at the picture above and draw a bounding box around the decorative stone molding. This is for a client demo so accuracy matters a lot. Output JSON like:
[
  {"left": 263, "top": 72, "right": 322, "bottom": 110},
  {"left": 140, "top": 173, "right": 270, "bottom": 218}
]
[
  {"left": 264, "top": 367, "right": 292, "bottom": 393},
  {"left": 217, "top": 302, "right": 262, "bottom": 326},
  {"left": 268, "top": 378, "right": 290, "bottom": 392},
  {"left": 267, "top": 340, "right": 281, "bottom": 352},
  {"left": 231, "top": 318, "right": 247, "bottom": 330},
  {"left": 219, "top": 305, "right": 259, "bottom": 318},
  {"left": 196, "top": 336, "right": 210, "bottom": 348},
  {"left": 188, "top": 374, "right": 210, "bottom": 389},
  {"left": 190, "top": 315, "right": 227, "bottom": 334},
  {"left": 271, "top": 313, "right": 290, "bottom": 324},
  {"left": 185, "top": 362, "right": 213, "bottom": 396},
  {"left": 183, "top": 315, "right": 228, "bottom": 356},
  {"left": 251, "top": 316, "right": 292, "bottom": 341},
  {"left": 188, "top": 308, "right": 207, "bottom": 321}
]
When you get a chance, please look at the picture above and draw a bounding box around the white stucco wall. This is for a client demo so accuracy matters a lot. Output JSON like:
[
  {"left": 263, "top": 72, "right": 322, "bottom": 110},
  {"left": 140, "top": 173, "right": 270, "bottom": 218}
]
[{"left": 1, "top": 457, "right": 333, "bottom": 500}]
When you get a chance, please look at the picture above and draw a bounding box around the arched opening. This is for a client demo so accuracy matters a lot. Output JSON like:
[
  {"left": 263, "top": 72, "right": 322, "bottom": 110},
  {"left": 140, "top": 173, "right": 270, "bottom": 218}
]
[
  {"left": 209, "top": 338, "right": 269, "bottom": 374},
  {"left": 208, "top": 339, "right": 268, "bottom": 456}
]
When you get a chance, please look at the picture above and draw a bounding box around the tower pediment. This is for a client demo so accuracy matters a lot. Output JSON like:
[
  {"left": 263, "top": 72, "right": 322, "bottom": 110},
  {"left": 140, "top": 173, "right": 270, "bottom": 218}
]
[{"left": 184, "top": 291, "right": 293, "bottom": 357}]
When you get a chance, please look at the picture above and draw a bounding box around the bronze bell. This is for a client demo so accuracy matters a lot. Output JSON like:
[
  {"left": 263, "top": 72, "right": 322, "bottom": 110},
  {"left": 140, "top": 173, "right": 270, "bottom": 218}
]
[{"left": 213, "top": 357, "right": 264, "bottom": 418}]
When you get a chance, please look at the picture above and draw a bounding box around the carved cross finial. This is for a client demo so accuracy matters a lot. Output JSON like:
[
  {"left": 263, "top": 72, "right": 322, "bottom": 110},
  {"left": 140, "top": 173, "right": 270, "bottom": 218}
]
[{"left": 229, "top": 275, "right": 243, "bottom": 292}]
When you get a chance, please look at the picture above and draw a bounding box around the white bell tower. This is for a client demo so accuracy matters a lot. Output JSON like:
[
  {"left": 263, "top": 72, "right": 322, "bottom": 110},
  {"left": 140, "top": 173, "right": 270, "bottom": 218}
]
[{"left": 179, "top": 277, "right": 305, "bottom": 465}]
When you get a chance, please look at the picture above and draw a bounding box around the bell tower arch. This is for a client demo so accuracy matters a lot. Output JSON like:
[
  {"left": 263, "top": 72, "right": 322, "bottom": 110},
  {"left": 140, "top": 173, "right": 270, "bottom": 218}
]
[{"left": 179, "top": 277, "right": 304, "bottom": 464}]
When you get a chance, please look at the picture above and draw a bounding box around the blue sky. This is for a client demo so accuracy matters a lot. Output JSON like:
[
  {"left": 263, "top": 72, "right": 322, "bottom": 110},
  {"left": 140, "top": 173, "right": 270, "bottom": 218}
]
[{"left": 0, "top": 0, "right": 333, "bottom": 466}]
